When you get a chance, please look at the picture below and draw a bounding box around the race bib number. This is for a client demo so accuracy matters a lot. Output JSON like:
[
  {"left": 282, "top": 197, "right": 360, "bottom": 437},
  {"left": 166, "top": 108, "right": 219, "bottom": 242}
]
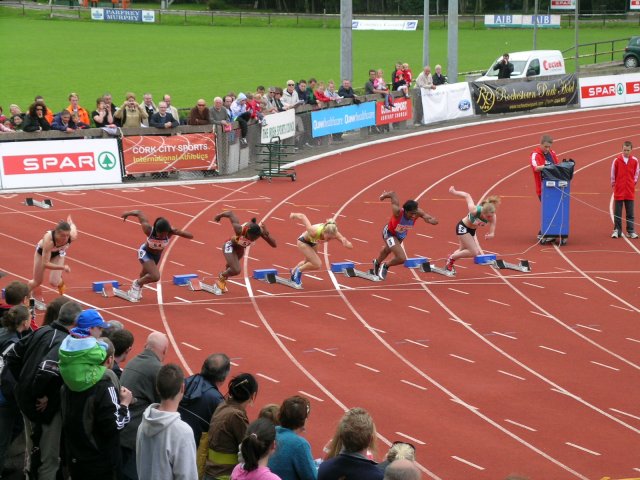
[
  {"left": 137, "top": 246, "right": 146, "bottom": 260},
  {"left": 223, "top": 241, "right": 234, "bottom": 254},
  {"left": 237, "top": 237, "right": 252, "bottom": 248},
  {"left": 386, "top": 236, "right": 397, "bottom": 248},
  {"left": 457, "top": 224, "right": 468, "bottom": 235}
]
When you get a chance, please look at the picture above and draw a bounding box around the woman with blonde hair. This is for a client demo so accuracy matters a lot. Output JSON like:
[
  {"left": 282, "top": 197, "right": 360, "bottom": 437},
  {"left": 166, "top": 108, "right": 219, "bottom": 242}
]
[
  {"left": 289, "top": 213, "right": 353, "bottom": 287},
  {"left": 445, "top": 186, "right": 501, "bottom": 273}
]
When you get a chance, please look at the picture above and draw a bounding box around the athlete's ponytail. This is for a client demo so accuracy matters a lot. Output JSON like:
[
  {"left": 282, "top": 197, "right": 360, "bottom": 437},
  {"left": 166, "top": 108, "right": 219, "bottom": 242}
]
[{"left": 324, "top": 219, "right": 338, "bottom": 236}]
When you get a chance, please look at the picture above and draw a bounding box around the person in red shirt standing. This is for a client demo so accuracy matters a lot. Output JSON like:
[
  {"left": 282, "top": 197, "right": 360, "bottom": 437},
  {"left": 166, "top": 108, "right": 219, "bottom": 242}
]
[
  {"left": 530, "top": 134, "right": 559, "bottom": 240},
  {"left": 611, "top": 140, "right": 639, "bottom": 239}
]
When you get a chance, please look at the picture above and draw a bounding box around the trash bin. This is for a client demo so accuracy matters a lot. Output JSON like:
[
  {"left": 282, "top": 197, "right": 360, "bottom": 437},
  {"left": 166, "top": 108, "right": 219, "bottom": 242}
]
[{"left": 540, "top": 160, "right": 575, "bottom": 246}]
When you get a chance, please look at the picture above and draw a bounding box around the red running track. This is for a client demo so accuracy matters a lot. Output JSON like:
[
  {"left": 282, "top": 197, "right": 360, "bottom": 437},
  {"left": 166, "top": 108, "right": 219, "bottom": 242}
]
[{"left": 1, "top": 105, "right": 639, "bottom": 479}]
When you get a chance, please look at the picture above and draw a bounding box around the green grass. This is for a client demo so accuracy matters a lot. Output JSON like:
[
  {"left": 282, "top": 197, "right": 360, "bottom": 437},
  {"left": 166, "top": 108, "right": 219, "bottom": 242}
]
[{"left": 0, "top": 7, "right": 636, "bottom": 112}]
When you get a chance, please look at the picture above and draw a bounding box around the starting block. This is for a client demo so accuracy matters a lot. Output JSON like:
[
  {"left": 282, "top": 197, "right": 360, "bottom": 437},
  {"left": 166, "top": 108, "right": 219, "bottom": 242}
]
[
  {"left": 252, "top": 268, "right": 302, "bottom": 289},
  {"left": 495, "top": 259, "right": 531, "bottom": 272},
  {"left": 33, "top": 299, "right": 47, "bottom": 311},
  {"left": 190, "top": 279, "right": 223, "bottom": 296},
  {"left": 92, "top": 280, "right": 120, "bottom": 297},
  {"left": 419, "top": 261, "right": 455, "bottom": 277},
  {"left": 25, "top": 198, "right": 53, "bottom": 209},
  {"left": 474, "top": 254, "right": 497, "bottom": 265},
  {"left": 113, "top": 287, "right": 140, "bottom": 303},
  {"left": 331, "top": 262, "right": 381, "bottom": 282},
  {"left": 173, "top": 274, "right": 198, "bottom": 286},
  {"left": 404, "top": 257, "right": 428, "bottom": 268}
]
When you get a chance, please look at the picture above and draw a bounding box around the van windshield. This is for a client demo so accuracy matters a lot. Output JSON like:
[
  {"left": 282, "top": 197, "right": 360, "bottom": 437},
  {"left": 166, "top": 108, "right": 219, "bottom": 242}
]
[{"left": 485, "top": 60, "right": 527, "bottom": 78}]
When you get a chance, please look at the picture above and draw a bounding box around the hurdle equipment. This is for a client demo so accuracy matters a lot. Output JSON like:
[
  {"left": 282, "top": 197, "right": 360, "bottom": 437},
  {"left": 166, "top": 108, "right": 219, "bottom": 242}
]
[
  {"left": 173, "top": 274, "right": 198, "bottom": 286},
  {"left": 25, "top": 198, "right": 53, "bottom": 209},
  {"left": 330, "top": 262, "right": 381, "bottom": 282},
  {"left": 253, "top": 268, "right": 303, "bottom": 289},
  {"left": 474, "top": 254, "right": 497, "bottom": 265},
  {"left": 113, "top": 287, "right": 140, "bottom": 303},
  {"left": 92, "top": 280, "right": 120, "bottom": 297},
  {"left": 495, "top": 259, "right": 531, "bottom": 272}
]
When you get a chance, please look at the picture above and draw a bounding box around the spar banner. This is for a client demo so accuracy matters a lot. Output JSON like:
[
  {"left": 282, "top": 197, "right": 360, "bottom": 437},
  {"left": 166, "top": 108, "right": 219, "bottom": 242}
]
[
  {"left": 121, "top": 133, "right": 217, "bottom": 175},
  {"left": 632, "top": 0, "right": 640, "bottom": 10},
  {"left": 550, "top": 0, "right": 575, "bottom": 9},
  {"left": 421, "top": 82, "right": 474, "bottom": 125},
  {"left": 376, "top": 97, "right": 412, "bottom": 125},
  {"left": 578, "top": 72, "right": 640, "bottom": 108},
  {"left": 260, "top": 109, "right": 295, "bottom": 143},
  {"left": 311, "top": 102, "right": 376, "bottom": 137},
  {"left": 470, "top": 74, "right": 578, "bottom": 115},
  {"left": 0, "top": 138, "right": 121, "bottom": 189}
]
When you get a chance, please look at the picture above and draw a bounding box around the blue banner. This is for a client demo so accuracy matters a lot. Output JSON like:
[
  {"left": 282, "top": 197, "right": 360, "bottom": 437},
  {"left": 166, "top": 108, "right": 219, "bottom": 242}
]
[{"left": 311, "top": 103, "right": 376, "bottom": 138}]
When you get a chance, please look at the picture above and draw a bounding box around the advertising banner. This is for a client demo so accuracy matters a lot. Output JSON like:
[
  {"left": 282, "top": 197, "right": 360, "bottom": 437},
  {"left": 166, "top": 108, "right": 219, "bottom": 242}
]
[
  {"left": 485, "top": 14, "right": 560, "bottom": 27},
  {"left": 91, "top": 8, "right": 155, "bottom": 23},
  {"left": 578, "top": 73, "right": 640, "bottom": 108},
  {"left": 471, "top": 74, "right": 578, "bottom": 114},
  {"left": 550, "top": 0, "right": 575, "bottom": 9},
  {"left": 121, "top": 133, "right": 217, "bottom": 175},
  {"left": 0, "top": 138, "right": 121, "bottom": 189},
  {"left": 260, "top": 109, "right": 296, "bottom": 143},
  {"left": 376, "top": 97, "right": 413, "bottom": 125},
  {"left": 632, "top": 0, "right": 640, "bottom": 10},
  {"left": 521, "top": 15, "right": 561, "bottom": 27},
  {"left": 311, "top": 102, "right": 376, "bottom": 138},
  {"left": 351, "top": 19, "right": 418, "bottom": 31},
  {"left": 484, "top": 15, "right": 522, "bottom": 27},
  {"left": 421, "top": 82, "right": 474, "bottom": 124}
]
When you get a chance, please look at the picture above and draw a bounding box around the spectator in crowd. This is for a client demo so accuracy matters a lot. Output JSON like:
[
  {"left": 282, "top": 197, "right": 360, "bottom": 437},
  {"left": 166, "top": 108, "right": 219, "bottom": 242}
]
[
  {"left": 137, "top": 364, "right": 198, "bottom": 480},
  {"left": 108, "top": 328, "right": 135, "bottom": 378},
  {"left": 115, "top": 93, "right": 149, "bottom": 128},
  {"left": 325, "top": 80, "right": 343, "bottom": 103},
  {"left": 232, "top": 418, "right": 280, "bottom": 480},
  {"left": 611, "top": 140, "right": 639, "bottom": 238},
  {"left": 432, "top": 64, "right": 447, "bottom": 86},
  {"left": 374, "top": 69, "right": 394, "bottom": 110},
  {"left": 256, "top": 85, "right": 266, "bottom": 97},
  {"left": 365, "top": 69, "right": 386, "bottom": 96},
  {"left": 0, "top": 105, "right": 5, "bottom": 123},
  {"left": 22, "top": 101, "right": 51, "bottom": 132},
  {"left": 296, "top": 80, "right": 314, "bottom": 105},
  {"left": 268, "top": 395, "right": 317, "bottom": 480},
  {"left": 120, "top": 331, "right": 169, "bottom": 480},
  {"left": 0, "top": 305, "right": 31, "bottom": 475},
  {"left": 0, "top": 120, "right": 14, "bottom": 132},
  {"left": 141, "top": 93, "right": 157, "bottom": 120},
  {"left": 376, "top": 442, "right": 416, "bottom": 473},
  {"left": 282, "top": 80, "right": 302, "bottom": 110},
  {"left": 11, "top": 115, "right": 23, "bottom": 130},
  {"left": 402, "top": 63, "right": 413, "bottom": 90},
  {"left": 0, "top": 280, "right": 29, "bottom": 320},
  {"left": 273, "top": 88, "right": 286, "bottom": 112},
  {"left": 102, "top": 92, "right": 118, "bottom": 116},
  {"left": 415, "top": 65, "right": 436, "bottom": 91},
  {"left": 65, "top": 93, "right": 91, "bottom": 126},
  {"left": 51, "top": 110, "right": 78, "bottom": 133},
  {"left": 314, "top": 82, "right": 332, "bottom": 108},
  {"left": 264, "top": 87, "right": 279, "bottom": 113},
  {"left": 317, "top": 407, "right": 382, "bottom": 480},
  {"left": 92, "top": 97, "right": 116, "bottom": 128},
  {"left": 41, "top": 296, "right": 70, "bottom": 327},
  {"left": 34, "top": 95, "right": 54, "bottom": 124},
  {"left": 71, "top": 111, "right": 89, "bottom": 129},
  {"left": 258, "top": 404, "right": 280, "bottom": 425},
  {"left": 163, "top": 94, "right": 181, "bottom": 124},
  {"left": 4, "top": 301, "right": 82, "bottom": 480},
  {"left": 8, "top": 104, "right": 23, "bottom": 120},
  {"left": 383, "top": 459, "right": 420, "bottom": 480},
  {"left": 210, "top": 96, "right": 232, "bottom": 129},
  {"left": 245, "top": 92, "right": 264, "bottom": 124},
  {"left": 188, "top": 98, "right": 212, "bottom": 125},
  {"left": 338, "top": 79, "right": 359, "bottom": 104},
  {"left": 68, "top": 309, "right": 111, "bottom": 342},
  {"left": 150, "top": 101, "right": 180, "bottom": 129},
  {"left": 179, "top": 352, "right": 231, "bottom": 447},
  {"left": 391, "top": 62, "right": 405, "bottom": 92},
  {"left": 204, "top": 373, "right": 259, "bottom": 480},
  {"left": 230, "top": 93, "right": 252, "bottom": 148},
  {"left": 60, "top": 337, "right": 133, "bottom": 479},
  {"left": 492, "top": 52, "right": 514, "bottom": 79}
]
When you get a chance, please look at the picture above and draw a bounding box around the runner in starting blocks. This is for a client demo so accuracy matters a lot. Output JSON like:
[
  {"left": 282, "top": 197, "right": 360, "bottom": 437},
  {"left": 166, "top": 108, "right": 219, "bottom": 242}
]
[
  {"left": 330, "top": 262, "right": 381, "bottom": 282},
  {"left": 403, "top": 257, "right": 456, "bottom": 277}
]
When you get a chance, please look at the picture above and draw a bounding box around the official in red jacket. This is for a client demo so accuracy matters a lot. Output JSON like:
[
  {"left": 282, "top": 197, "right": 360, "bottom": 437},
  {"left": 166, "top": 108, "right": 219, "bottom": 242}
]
[
  {"left": 610, "top": 140, "right": 639, "bottom": 239},
  {"left": 530, "top": 134, "right": 559, "bottom": 199}
]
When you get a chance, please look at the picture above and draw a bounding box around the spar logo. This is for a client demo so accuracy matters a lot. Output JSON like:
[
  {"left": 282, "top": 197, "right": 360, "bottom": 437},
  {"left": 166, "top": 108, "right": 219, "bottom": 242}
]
[
  {"left": 1, "top": 151, "right": 113, "bottom": 175},
  {"left": 580, "top": 83, "right": 622, "bottom": 99},
  {"left": 626, "top": 81, "right": 640, "bottom": 95}
]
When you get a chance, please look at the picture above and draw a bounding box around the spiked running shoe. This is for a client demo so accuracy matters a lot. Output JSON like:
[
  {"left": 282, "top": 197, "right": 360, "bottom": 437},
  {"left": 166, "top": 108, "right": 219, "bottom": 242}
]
[
  {"left": 292, "top": 268, "right": 303, "bottom": 286},
  {"left": 372, "top": 259, "right": 380, "bottom": 276},
  {"left": 445, "top": 256, "right": 455, "bottom": 272},
  {"left": 57, "top": 280, "right": 66, "bottom": 296},
  {"left": 378, "top": 263, "right": 389, "bottom": 280},
  {"left": 216, "top": 276, "right": 228, "bottom": 293}
]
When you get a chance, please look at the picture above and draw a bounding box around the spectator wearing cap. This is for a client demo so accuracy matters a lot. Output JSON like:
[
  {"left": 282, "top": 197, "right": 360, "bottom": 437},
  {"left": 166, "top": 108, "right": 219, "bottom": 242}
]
[
  {"left": 230, "top": 93, "right": 252, "bottom": 148},
  {"left": 71, "top": 308, "right": 111, "bottom": 339}
]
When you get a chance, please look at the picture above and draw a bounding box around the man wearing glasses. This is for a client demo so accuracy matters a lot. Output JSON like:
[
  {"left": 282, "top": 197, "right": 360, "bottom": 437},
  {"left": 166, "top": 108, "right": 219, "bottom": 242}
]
[
  {"left": 187, "top": 99, "right": 212, "bottom": 126},
  {"left": 22, "top": 101, "right": 51, "bottom": 132}
]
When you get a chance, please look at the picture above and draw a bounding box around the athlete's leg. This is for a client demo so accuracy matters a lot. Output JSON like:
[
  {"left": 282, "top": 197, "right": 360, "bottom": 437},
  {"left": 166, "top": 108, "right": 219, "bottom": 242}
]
[
  {"left": 220, "top": 250, "right": 241, "bottom": 279},
  {"left": 386, "top": 242, "right": 407, "bottom": 267},
  {"left": 48, "top": 256, "right": 65, "bottom": 294},
  {"left": 296, "top": 242, "right": 321, "bottom": 272},
  {"left": 28, "top": 251, "right": 45, "bottom": 298},
  {"left": 450, "top": 233, "right": 479, "bottom": 261},
  {"left": 137, "top": 259, "right": 160, "bottom": 287}
]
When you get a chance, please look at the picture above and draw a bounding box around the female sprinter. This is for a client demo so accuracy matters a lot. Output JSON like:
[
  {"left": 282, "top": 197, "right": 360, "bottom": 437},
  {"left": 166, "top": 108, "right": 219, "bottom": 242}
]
[
  {"left": 121, "top": 210, "right": 193, "bottom": 300},
  {"left": 445, "top": 186, "right": 500, "bottom": 273},
  {"left": 28, "top": 216, "right": 78, "bottom": 300},
  {"left": 290, "top": 212, "right": 353, "bottom": 286},
  {"left": 374, "top": 191, "right": 438, "bottom": 280},
  {"left": 213, "top": 211, "right": 276, "bottom": 294}
]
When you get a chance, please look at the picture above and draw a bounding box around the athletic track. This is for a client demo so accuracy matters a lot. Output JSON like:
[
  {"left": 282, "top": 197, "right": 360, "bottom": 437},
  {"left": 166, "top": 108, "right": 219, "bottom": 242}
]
[{"left": 1, "top": 105, "right": 639, "bottom": 480}]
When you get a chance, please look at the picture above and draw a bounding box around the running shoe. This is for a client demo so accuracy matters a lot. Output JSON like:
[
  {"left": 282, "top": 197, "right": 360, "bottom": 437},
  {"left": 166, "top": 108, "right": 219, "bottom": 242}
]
[
  {"left": 372, "top": 259, "right": 380, "bottom": 276},
  {"left": 292, "top": 268, "right": 303, "bottom": 286},
  {"left": 378, "top": 263, "right": 389, "bottom": 280},
  {"left": 611, "top": 230, "right": 620, "bottom": 238},
  {"left": 57, "top": 280, "right": 66, "bottom": 296},
  {"left": 216, "top": 276, "right": 227, "bottom": 293},
  {"left": 445, "top": 256, "right": 455, "bottom": 272},
  {"left": 628, "top": 232, "right": 639, "bottom": 239},
  {"left": 129, "top": 280, "right": 142, "bottom": 300}
]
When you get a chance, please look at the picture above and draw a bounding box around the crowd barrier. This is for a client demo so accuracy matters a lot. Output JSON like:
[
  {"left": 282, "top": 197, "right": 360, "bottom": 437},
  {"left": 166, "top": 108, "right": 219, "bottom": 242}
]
[{"left": 1, "top": 70, "right": 639, "bottom": 191}]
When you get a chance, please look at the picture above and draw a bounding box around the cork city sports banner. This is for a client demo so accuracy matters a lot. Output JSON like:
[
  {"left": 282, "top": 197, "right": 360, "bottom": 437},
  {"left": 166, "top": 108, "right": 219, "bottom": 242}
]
[
  {"left": 470, "top": 74, "right": 578, "bottom": 115},
  {"left": 376, "top": 97, "right": 412, "bottom": 125},
  {"left": 121, "top": 133, "right": 217, "bottom": 175}
]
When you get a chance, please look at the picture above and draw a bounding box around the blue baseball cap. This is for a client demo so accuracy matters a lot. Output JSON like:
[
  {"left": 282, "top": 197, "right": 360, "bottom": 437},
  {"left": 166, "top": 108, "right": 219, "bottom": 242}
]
[{"left": 76, "top": 309, "right": 111, "bottom": 330}]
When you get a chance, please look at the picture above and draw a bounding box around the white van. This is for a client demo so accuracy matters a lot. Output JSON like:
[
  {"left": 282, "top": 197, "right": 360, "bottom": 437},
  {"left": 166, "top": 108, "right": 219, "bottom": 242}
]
[{"left": 476, "top": 50, "right": 566, "bottom": 81}]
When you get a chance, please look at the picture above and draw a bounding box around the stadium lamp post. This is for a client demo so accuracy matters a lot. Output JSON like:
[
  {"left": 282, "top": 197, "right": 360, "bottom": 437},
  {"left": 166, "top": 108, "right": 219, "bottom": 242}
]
[
  {"left": 447, "top": 0, "right": 458, "bottom": 83},
  {"left": 423, "top": 0, "right": 430, "bottom": 68},
  {"left": 574, "top": 0, "right": 579, "bottom": 74},
  {"left": 533, "top": 0, "right": 539, "bottom": 49},
  {"left": 340, "top": 0, "right": 353, "bottom": 84}
]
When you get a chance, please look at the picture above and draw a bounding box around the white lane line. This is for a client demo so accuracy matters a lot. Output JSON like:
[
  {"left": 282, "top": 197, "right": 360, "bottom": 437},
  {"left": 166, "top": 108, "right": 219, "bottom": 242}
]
[
  {"left": 291, "top": 301, "right": 310, "bottom": 308},
  {"left": 609, "top": 408, "right": 640, "bottom": 421},
  {"left": 285, "top": 242, "right": 298, "bottom": 248},
  {"left": 326, "top": 312, "right": 346, "bottom": 320},
  {"left": 169, "top": 260, "right": 185, "bottom": 267},
  {"left": 626, "top": 337, "right": 640, "bottom": 344},
  {"left": 306, "top": 274, "right": 323, "bottom": 280},
  {"left": 491, "top": 331, "right": 517, "bottom": 340},
  {"left": 256, "top": 373, "right": 280, "bottom": 383},
  {"left": 240, "top": 320, "right": 259, "bottom": 328},
  {"left": 590, "top": 360, "right": 620, "bottom": 371},
  {"left": 522, "top": 282, "right": 544, "bottom": 288},
  {"left": 595, "top": 276, "right": 617, "bottom": 283},
  {"left": 400, "top": 379, "right": 428, "bottom": 391},
  {"left": 206, "top": 308, "right": 224, "bottom": 316},
  {"left": 449, "top": 354, "right": 475, "bottom": 363},
  {"left": 611, "top": 304, "right": 635, "bottom": 312},
  {"left": 451, "top": 456, "right": 485, "bottom": 470},
  {"left": 197, "top": 269, "right": 213, "bottom": 276},
  {"left": 355, "top": 362, "right": 380, "bottom": 373},
  {"left": 352, "top": 237, "right": 369, "bottom": 243},
  {"left": 191, "top": 239, "right": 205, "bottom": 245},
  {"left": 257, "top": 289, "right": 275, "bottom": 296},
  {"left": 275, "top": 333, "right": 296, "bottom": 341},
  {"left": 270, "top": 216, "right": 285, "bottom": 221},
  {"left": 539, "top": 345, "right": 567, "bottom": 354},
  {"left": 314, "top": 348, "right": 337, "bottom": 357},
  {"left": 448, "top": 288, "right": 470, "bottom": 295},
  {"left": 488, "top": 298, "right": 510, "bottom": 306},
  {"left": 174, "top": 296, "right": 191, "bottom": 303},
  {"left": 369, "top": 326, "right": 386, "bottom": 334},
  {"left": 371, "top": 294, "right": 392, "bottom": 301},
  {"left": 565, "top": 442, "right": 601, "bottom": 456},
  {"left": 299, "top": 390, "right": 324, "bottom": 402},
  {"left": 305, "top": 206, "right": 320, "bottom": 211},
  {"left": 358, "top": 218, "right": 374, "bottom": 224},
  {"left": 416, "top": 233, "right": 433, "bottom": 239},
  {"left": 408, "top": 305, "right": 430, "bottom": 314},
  {"left": 404, "top": 339, "right": 429, "bottom": 348},
  {"left": 273, "top": 264, "right": 289, "bottom": 270},
  {"left": 531, "top": 311, "right": 552, "bottom": 318},
  {"left": 228, "top": 279, "right": 246, "bottom": 288},
  {"left": 498, "top": 370, "right": 526, "bottom": 381},
  {"left": 394, "top": 431, "right": 426, "bottom": 445},
  {"left": 575, "top": 324, "right": 602, "bottom": 332},
  {"left": 504, "top": 418, "right": 537, "bottom": 431},
  {"left": 247, "top": 210, "right": 260, "bottom": 215},
  {"left": 564, "top": 292, "right": 588, "bottom": 300},
  {"left": 181, "top": 342, "right": 201, "bottom": 351}
]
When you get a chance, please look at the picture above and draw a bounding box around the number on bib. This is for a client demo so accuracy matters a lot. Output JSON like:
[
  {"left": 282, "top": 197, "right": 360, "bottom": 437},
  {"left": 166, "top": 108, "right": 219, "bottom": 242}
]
[
  {"left": 457, "top": 224, "right": 468, "bottom": 235},
  {"left": 223, "top": 241, "right": 234, "bottom": 254},
  {"left": 386, "top": 236, "right": 397, "bottom": 248}
]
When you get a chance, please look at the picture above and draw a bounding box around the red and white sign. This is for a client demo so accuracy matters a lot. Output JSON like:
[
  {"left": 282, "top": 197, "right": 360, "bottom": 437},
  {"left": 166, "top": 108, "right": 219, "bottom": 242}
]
[
  {"left": 551, "top": 0, "right": 575, "bottom": 9},
  {"left": 579, "top": 73, "right": 640, "bottom": 107},
  {"left": 631, "top": 0, "right": 640, "bottom": 10},
  {"left": 376, "top": 97, "right": 413, "bottom": 125},
  {"left": 0, "top": 138, "right": 121, "bottom": 189},
  {"left": 542, "top": 58, "right": 564, "bottom": 74}
]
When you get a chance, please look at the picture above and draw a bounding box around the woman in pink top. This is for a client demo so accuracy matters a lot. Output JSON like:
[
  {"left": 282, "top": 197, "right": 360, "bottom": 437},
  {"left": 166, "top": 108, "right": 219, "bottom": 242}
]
[{"left": 231, "top": 418, "right": 282, "bottom": 480}]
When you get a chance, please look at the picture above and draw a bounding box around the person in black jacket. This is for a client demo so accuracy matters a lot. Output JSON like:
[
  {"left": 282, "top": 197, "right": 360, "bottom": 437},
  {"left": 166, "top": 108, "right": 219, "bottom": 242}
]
[
  {"left": 4, "top": 300, "right": 81, "bottom": 480},
  {"left": 22, "top": 101, "right": 51, "bottom": 132},
  {"left": 492, "top": 53, "right": 514, "bottom": 79}
]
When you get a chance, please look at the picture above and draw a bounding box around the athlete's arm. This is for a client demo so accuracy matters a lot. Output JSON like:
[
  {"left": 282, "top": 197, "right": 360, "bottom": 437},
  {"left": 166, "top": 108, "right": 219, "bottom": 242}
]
[
  {"left": 172, "top": 228, "right": 194, "bottom": 240},
  {"left": 417, "top": 208, "right": 438, "bottom": 225},
  {"left": 290, "top": 213, "right": 316, "bottom": 237},
  {"left": 259, "top": 222, "right": 277, "bottom": 248},
  {"left": 485, "top": 215, "right": 497, "bottom": 239},
  {"left": 40, "top": 234, "right": 69, "bottom": 271},
  {"left": 449, "top": 186, "right": 476, "bottom": 213},
  {"left": 122, "top": 210, "right": 152, "bottom": 236},
  {"left": 335, "top": 232, "right": 353, "bottom": 249},
  {"left": 67, "top": 215, "right": 78, "bottom": 241},
  {"left": 214, "top": 210, "right": 243, "bottom": 236},
  {"left": 380, "top": 191, "right": 401, "bottom": 216}
]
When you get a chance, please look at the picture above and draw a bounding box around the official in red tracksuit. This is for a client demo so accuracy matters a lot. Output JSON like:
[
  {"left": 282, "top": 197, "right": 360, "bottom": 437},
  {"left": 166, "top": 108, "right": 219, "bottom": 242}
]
[
  {"left": 530, "top": 134, "right": 559, "bottom": 199},
  {"left": 610, "top": 140, "right": 639, "bottom": 239}
]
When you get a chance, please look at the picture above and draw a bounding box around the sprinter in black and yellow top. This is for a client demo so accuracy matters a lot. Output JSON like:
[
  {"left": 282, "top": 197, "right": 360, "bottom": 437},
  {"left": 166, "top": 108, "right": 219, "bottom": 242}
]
[
  {"left": 290, "top": 212, "right": 353, "bottom": 287},
  {"left": 445, "top": 186, "right": 500, "bottom": 273},
  {"left": 214, "top": 210, "right": 277, "bottom": 293}
]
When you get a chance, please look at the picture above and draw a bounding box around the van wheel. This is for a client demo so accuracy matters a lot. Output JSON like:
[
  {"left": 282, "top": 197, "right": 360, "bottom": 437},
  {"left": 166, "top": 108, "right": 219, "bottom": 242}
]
[{"left": 624, "top": 56, "right": 639, "bottom": 68}]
